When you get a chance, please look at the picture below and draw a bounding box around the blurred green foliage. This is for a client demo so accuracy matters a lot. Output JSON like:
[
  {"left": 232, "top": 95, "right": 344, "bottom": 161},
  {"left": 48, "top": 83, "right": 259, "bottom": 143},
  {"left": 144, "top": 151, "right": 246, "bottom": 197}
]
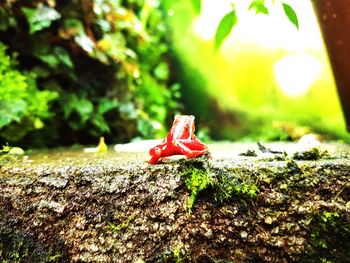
[
  {"left": 0, "top": 0, "right": 178, "bottom": 147},
  {"left": 166, "top": 0, "right": 350, "bottom": 142},
  {"left": 0, "top": 43, "right": 58, "bottom": 141}
]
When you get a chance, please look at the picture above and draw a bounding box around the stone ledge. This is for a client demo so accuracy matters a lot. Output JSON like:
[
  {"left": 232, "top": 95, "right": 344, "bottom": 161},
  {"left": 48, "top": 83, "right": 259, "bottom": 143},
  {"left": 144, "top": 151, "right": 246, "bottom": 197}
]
[{"left": 0, "top": 142, "right": 349, "bottom": 262}]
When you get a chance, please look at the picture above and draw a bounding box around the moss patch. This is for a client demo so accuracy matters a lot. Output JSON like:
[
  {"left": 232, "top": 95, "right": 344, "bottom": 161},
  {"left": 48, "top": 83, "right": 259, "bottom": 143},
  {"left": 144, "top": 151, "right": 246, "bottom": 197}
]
[
  {"left": 301, "top": 211, "right": 350, "bottom": 262},
  {"left": 180, "top": 162, "right": 259, "bottom": 210},
  {"left": 212, "top": 176, "right": 259, "bottom": 203},
  {"left": 292, "top": 148, "right": 329, "bottom": 161},
  {"left": 108, "top": 214, "right": 136, "bottom": 233},
  {"left": 0, "top": 231, "right": 66, "bottom": 263},
  {"left": 180, "top": 167, "right": 212, "bottom": 210}
]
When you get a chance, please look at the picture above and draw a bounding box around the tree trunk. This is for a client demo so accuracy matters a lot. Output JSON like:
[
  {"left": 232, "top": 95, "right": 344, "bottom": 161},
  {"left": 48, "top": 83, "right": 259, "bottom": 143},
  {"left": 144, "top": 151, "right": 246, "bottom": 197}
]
[{"left": 312, "top": 0, "right": 350, "bottom": 131}]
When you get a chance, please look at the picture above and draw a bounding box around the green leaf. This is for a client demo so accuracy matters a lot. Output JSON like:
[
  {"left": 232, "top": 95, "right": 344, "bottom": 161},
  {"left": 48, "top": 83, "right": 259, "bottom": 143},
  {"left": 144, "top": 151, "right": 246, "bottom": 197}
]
[
  {"left": 53, "top": 47, "right": 73, "bottom": 68},
  {"left": 75, "top": 34, "right": 95, "bottom": 53},
  {"left": 191, "top": 0, "right": 201, "bottom": 15},
  {"left": 32, "top": 66, "right": 50, "bottom": 78},
  {"left": 22, "top": 4, "right": 61, "bottom": 34},
  {"left": 0, "top": 7, "right": 17, "bottom": 31},
  {"left": 0, "top": 100, "right": 26, "bottom": 128},
  {"left": 282, "top": 3, "right": 299, "bottom": 29},
  {"left": 119, "top": 102, "right": 137, "bottom": 119},
  {"left": 98, "top": 98, "right": 119, "bottom": 114},
  {"left": 37, "top": 54, "right": 59, "bottom": 68},
  {"left": 154, "top": 62, "right": 169, "bottom": 80},
  {"left": 33, "top": 45, "right": 73, "bottom": 69},
  {"left": 61, "top": 94, "right": 93, "bottom": 123},
  {"left": 91, "top": 114, "right": 110, "bottom": 133},
  {"left": 64, "top": 19, "right": 84, "bottom": 34},
  {"left": 214, "top": 10, "right": 238, "bottom": 50},
  {"left": 249, "top": 0, "right": 269, "bottom": 15},
  {"left": 75, "top": 99, "right": 94, "bottom": 123}
]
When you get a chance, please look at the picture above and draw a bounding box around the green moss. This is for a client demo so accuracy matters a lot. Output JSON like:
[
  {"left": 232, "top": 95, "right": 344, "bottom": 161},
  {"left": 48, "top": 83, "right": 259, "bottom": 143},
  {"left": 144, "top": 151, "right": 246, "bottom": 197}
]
[
  {"left": 172, "top": 243, "right": 185, "bottom": 263},
  {"left": 292, "top": 148, "right": 329, "bottom": 161},
  {"left": 212, "top": 174, "right": 259, "bottom": 203},
  {"left": 239, "top": 149, "right": 258, "bottom": 157},
  {"left": 156, "top": 242, "right": 187, "bottom": 263},
  {"left": 286, "top": 159, "right": 303, "bottom": 175},
  {"left": 302, "top": 210, "right": 350, "bottom": 262},
  {"left": 211, "top": 260, "right": 235, "bottom": 263},
  {"left": 0, "top": 240, "right": 28, "bottom": 263},
  {"left": 108, "top": 214, "right": 136, "bottom": 233},
  {"left": 0, "top": 231, "right": 65, "bottom": 263},
  {"left": 0, "top": 145, "right": 18, "bottom": 166},
  {"left": 180, "top": 164, "right": 259, "bottom": 209},
  {"left": 47, "top": 249, "right": 63, "bottom": 262},
  {"left": 180, "top": 167, "right": 212, "bottom": 210}
]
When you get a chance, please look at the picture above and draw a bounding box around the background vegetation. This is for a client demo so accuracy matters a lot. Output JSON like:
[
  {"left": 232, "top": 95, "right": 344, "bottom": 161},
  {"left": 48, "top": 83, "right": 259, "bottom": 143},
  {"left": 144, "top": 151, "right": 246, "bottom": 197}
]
[
  {"left": 166, "top": 0, "right": 350, "bottom": 142},
  {"left": 0, "top": 0, "right": 179, "bottom": 148}
]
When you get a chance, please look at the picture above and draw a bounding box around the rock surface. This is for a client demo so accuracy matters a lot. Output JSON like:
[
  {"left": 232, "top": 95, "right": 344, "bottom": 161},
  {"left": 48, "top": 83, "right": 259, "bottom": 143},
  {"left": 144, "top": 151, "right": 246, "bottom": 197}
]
[{"left": 0, "top": 142, "right": 350, "bottom": 262}]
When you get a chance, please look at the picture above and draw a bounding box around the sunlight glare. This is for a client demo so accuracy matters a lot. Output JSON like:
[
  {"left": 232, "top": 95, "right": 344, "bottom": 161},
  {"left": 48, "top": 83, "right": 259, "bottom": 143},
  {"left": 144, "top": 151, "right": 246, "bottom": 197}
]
[
  {"left": 273, "top": 54, "right": 321, "bottom": 97},
  {"left": 192, "top": 0, "right": 323, "bottom": 52}
]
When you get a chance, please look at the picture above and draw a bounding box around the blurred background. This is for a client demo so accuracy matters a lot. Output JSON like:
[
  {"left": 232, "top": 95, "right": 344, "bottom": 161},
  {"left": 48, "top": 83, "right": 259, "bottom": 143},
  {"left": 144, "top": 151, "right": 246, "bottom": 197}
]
[{"left": 0, "top": 0, "right": 349, "bottom": 149}]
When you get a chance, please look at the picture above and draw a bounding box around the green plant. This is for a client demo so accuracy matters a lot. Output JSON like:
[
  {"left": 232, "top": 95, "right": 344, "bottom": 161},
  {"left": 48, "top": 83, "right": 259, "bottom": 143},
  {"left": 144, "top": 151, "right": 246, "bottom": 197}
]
[
  {"left": 180, "top": 164, "right": 260, "bottom": 210},
  {"left": 218, "top": 0, "right": 298, "bottom": 48},
  {"left": 162, "top": 0, "right": 299, "bottom": 49},
  {"left": 215, "top": 0, "right": 299, "bottom": 48},
  {"left": 0, "top": 144, "right": 16, "bottom": 166},
  {"left": 213, "top": 175, "right": 259, "bottom": 203},
  {"left": 0, "top": 42, "right": 58, "bottom": 142},
  {"left": 0, "top": 0, "right": 178, "bottom": 147},
  {"left": 292, "top": 147, "right": 329, "bottom": 161},
  {"left": 302, "top": 211, "right": 350, "bottom": 262},
  {"left": 108, "top": 214, "right": 136, "bottom": 233},
  {"left": 172, "top": 243, "right": 186, "bottom": 263},
  {"left": 0, "top": 232, "right": 65, "bottom": 263},
  {"left": 180, "top": 166, "right": 212, "bottom": 210}
]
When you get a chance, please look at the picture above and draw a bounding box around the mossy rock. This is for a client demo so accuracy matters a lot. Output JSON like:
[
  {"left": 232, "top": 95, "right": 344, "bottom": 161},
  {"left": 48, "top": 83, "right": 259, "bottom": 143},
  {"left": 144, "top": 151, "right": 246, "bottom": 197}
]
[{"left": 0, "top": 142, "right": 349, "bottom": 262}]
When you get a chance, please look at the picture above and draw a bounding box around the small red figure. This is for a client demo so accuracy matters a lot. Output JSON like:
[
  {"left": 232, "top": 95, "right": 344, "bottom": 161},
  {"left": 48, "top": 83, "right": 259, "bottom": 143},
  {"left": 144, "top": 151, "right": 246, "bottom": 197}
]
[{"left": 148, "top": 115, "right": 208, "bottom": 164}]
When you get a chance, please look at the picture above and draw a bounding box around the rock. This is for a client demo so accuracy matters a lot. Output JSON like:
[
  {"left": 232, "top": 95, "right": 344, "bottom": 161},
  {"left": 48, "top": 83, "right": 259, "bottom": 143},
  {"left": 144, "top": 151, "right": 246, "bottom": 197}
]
[
  {"left": 108, "top": 175, "right": 130, "bottom": 193},
  {"left": 152, "top": 222, "right": 159, "bottom": 231},
  {"left": 0, "top": 142, "right": 349, "bottom": 262},
  {"left": 38, "top": 176, "right": 68, "bottom": 188},
  {"left": 240, "top": 231, "right": 248, "bottom": 239},
  {"left": 264, "top": 216, "right": 273, "bottom": 225},
  {"left": 37, "top": 200, "right": 66, "bottom": 213}
]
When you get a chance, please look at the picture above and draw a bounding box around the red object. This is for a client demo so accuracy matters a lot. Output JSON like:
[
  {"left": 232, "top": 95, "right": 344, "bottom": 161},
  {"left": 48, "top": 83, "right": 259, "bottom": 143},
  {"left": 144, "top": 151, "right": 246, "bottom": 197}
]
[{"left": 148, "top": 115, "right": 208, "bottom": 164}]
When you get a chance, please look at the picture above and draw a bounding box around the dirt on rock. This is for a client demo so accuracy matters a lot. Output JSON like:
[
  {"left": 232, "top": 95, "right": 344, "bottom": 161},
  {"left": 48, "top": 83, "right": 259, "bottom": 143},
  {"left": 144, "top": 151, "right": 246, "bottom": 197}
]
[{"left": 0, "top": 142, "right": 349, "bottom": 262}]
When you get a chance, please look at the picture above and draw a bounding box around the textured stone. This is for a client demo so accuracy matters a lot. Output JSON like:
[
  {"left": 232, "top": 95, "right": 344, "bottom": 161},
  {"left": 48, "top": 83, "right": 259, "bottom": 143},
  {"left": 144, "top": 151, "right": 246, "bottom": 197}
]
[{"left": 0, "top": 142, "right": 349, "bottom": 262}]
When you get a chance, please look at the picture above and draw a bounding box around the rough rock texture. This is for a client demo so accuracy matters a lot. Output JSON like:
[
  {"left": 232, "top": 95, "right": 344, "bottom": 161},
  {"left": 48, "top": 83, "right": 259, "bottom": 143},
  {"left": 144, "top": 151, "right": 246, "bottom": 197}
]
[{"left": 0, "top": 142, "right": 350, "bottom": 262}]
